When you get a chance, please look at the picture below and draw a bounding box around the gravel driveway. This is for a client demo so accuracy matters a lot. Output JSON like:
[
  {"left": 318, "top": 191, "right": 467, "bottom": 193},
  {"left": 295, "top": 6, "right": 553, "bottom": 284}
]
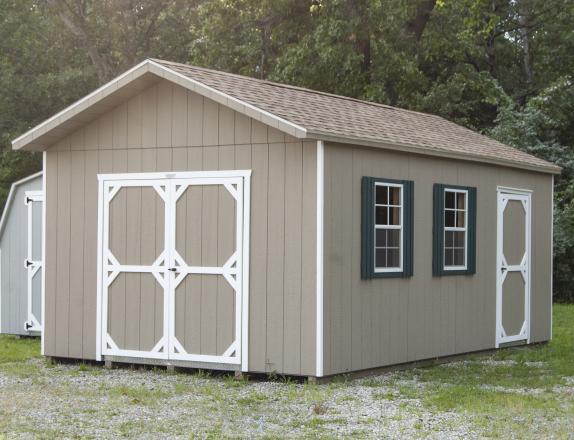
[{"left": 0, "top": 357, "right": 572, "bottom": 439}]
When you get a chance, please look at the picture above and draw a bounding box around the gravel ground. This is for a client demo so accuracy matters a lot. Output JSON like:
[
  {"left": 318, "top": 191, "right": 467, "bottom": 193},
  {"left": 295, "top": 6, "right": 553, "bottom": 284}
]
[{"left": 0, "top": 358, "right": 571, "bottom": 439}]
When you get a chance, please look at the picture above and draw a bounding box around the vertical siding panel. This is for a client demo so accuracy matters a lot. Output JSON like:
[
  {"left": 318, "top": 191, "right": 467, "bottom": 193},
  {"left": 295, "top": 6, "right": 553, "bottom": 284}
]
[
  {"left": 127, "top": 93, "right": 143, "bottom": 149},
  {"left": 187, "top": 92, "right": 203, "bottom": 147},
  {"left": 141, "top": 85, "right": 158, "bottom": 148},
  {"left": 283, "top": 142, "right": 303, "bottom": 374},
  {"left": 44, "top": 151, "right": 58, "bottom": 355},
  {"left": 112, "top": 103, "right": 128, "bottom": 149},
  {"left": 82, "top": 149, "right": 99, "bottom": 358},
  {"left": 55, "top": 151, "right": 71, "bottom": 356},
  {"left": 68, "top": 151, "right": 85, "bottom": 357},
  {"left": 249, "top": 143, "right": 269, "bottom": 371},
  {"left": 203, "top": 100, "right": 219, "bottom": 146},
  {"left": 218, "top": 106, "right": 235, "bottom": 145},
  {"left": 300, "top": 141, "right": 317, "bottom": 376},
  {"left": 84, "top": 120, "right": 99, "bottom": 150},
  {"left": 234, "top": 113, "right": 251, "bottom": 145},
  {"left": 350, "top": 148, "right": 363, "bottom": 369},
  {"left": 109, "top": 150, "right": 128, "bottom": 349},
  {"left": 99, "top": 112, "right": 114, "bottom": 150},
  {"left": 156, "top": 148, "right": 172, "bottom": 172},
  {"left": 268, "top": 127, "right": 285, "bottom": 143},
  {"left": 266, "top": 142, "right": 286, "bottom": 372},
  {"left": 70, "top": 127, "right": 85, "bottom": 151},
  {"left": 172, "top": 85, "right": 188, "bottom": 147},
  {"left": 157, "top": 81, "right": 173, "bottom": 148},
  {"left": 217, "top": 146, "right": 235, "bottom": 354},
  {"left": 201, "top": 146, "right": 219, "bottom": 354},
  {"left": 251, "top": 121, "right": 268, "bottom": 144},
  {"left": 125, "top": 150, "right": 143, "bottom": 350}
]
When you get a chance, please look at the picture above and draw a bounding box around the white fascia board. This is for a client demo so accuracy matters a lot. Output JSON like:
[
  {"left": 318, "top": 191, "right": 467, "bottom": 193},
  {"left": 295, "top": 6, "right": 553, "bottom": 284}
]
[
  {"left": 11, "top": 61, "right": 151, "bottom": 150},
  {"left": 307, "top": 130, "right": 561, "bottom": 176}
]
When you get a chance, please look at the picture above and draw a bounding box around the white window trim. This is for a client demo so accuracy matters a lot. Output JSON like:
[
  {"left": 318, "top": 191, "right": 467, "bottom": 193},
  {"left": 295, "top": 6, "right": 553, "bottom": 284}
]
[
  {"left": 373, "top": 182, "right": 404, "bottom": 273},
  {"left": 443, "top": 188, "right": 468, "bottom": 271}
]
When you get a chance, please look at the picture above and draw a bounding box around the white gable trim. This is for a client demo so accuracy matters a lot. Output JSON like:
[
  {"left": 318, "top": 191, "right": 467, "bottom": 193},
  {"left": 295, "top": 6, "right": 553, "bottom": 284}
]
[
  {"left": 0, "top": 171, "right": 43, "bottom": 238},
  {"left": 11, "top": 59, "right": 307, "bottom": 151}
]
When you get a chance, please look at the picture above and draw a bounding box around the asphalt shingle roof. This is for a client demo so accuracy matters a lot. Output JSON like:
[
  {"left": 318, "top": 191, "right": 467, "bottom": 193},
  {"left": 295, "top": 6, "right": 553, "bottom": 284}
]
[{"left": 153, "top": 58, "right": 559, "bottom": 173}]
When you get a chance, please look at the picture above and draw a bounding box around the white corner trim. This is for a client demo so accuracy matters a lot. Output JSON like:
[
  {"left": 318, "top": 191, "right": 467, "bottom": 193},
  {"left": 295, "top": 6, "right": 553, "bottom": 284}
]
[
  {"left": 316, "top": 140, "right": 324, "bottom": 377},
  {"left": 241, "top": 173, "right": 251, "bottom": 372},
  {"left": 0, "top": 171, "right": 43, "bottom": 237},
  {"left": 550, "top": 175, "right": 554, "bottom": 340},
  {"left": 41, "top": 153, "right": 46, "bottom": 354}
]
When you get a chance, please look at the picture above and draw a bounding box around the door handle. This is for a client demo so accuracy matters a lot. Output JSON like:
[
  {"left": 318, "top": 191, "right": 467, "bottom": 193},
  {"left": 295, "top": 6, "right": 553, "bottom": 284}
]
[
  {"left": 168, "top": 268, "right": 178, "bottom": 272},
  {"left": 25, "top": 259, "right": 33, "bottom": 268},
  {"left": 501, "top": 266, "right": 507, "bottom": 272}
]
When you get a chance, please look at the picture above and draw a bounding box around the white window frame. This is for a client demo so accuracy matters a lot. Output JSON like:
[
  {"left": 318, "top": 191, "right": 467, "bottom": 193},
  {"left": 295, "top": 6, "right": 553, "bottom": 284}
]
[
  {"left": 443, "top": 188, "right": 468, "bottom": 271},
  {"left": 373, "top": 182, "right": 404, "bottom": 273}
]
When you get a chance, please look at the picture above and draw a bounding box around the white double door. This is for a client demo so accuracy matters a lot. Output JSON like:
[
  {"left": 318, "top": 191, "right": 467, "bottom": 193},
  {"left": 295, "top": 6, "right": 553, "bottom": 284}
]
[
  {"left": 99, "top": 171, "right": 250, "bottom": 366},
  {"left": 496, "top": 189, "right": 531, "bottom": 346}
]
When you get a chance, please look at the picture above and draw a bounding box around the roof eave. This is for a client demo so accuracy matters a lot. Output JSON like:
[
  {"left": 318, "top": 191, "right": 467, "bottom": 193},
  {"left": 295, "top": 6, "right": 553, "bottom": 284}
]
[{"left": 306, "top": 129, "right": 562, "bottom": 175}]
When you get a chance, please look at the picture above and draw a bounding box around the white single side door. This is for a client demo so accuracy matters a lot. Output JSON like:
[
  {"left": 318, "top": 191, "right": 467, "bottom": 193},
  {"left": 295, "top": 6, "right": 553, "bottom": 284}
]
[
  {"left": 24, "top": 190, "right": 43, "bottom": 333},
  {"left": 496, "top": 188, "right": 531, "bottom": 347},
  {"left": 98, "top": 171, "right": 250, "bottom": 369}
]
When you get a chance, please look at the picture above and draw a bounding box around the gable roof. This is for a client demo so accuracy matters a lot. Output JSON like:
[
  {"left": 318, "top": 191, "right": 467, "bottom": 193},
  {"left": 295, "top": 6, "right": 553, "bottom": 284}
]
[
  {"left": 12, "top": 58, "right": 560, "bottom": 174},
  {"left": 0, "top": 171, "right": 43, "bottom": 238}
]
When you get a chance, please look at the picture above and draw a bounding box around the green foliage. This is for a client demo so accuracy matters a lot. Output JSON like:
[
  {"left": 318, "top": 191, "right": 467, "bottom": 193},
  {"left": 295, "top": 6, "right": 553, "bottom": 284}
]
[{"left": 0, "top": 0, "right": 573, "bottom": 299}]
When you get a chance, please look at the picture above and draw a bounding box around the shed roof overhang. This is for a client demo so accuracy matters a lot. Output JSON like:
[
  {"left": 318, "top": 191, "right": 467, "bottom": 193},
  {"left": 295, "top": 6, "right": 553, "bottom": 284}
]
[{"left": 11, "top": 59, "right": 560, "bottom": 175}]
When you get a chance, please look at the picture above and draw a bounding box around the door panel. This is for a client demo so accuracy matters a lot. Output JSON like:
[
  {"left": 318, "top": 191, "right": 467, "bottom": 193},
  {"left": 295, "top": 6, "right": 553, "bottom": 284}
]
[
  {"left": 25, "top": 192, "right": 43, "bottom": 332},
  {"left": 497, "top": 191, "right": 530, "bottom": 346},
  {"left": 102, "top": 181, "right": 169, "bottom": 359},
  {"left": 503, "top": 201, "right": 526, "bottom": 266},
  {"left": 169, "top": 178, "right": 243, "bottom": 364}
]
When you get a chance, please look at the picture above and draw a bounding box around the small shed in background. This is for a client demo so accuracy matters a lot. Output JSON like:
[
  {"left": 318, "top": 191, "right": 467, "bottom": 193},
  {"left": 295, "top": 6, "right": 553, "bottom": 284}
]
[{"left": 0, "top": 172, "right": 43, "bottom": 336}]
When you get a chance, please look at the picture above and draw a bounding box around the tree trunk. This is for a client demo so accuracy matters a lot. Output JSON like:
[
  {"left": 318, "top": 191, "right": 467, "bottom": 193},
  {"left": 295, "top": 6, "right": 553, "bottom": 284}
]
[{"left": 406, "top": 0, "right": 437, "bottom": 41}]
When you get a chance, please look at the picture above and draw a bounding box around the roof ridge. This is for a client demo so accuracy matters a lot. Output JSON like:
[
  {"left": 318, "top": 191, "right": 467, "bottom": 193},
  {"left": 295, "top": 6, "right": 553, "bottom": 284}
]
[{"left": 148, "top": 58, "right": 440, "bottom": 120}]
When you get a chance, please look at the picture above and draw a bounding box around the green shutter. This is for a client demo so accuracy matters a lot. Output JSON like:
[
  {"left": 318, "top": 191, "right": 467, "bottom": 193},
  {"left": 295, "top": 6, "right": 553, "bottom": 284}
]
[
  {"left": 361, "top": 177, "right": 373, "bottom": 279},
  {"left": 403, "top": 180, "right": 414, "bottom": 277},
  {"left": 468, "top": 187, "right": 477, "bottom": 274}
]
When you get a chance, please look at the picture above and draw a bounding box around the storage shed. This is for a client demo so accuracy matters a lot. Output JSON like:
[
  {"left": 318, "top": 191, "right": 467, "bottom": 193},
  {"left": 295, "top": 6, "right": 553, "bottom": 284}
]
[
  {"left": 0, "top": 172, "right": 43, "bottom": 336},
  {"left": 12, "top": 59, "right": 560, "bottom": 378}
]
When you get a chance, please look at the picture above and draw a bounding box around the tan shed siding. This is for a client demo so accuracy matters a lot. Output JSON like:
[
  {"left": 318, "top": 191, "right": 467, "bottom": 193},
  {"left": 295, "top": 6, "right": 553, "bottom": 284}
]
[
  {"left": 43, "top": 79, "right": 317, "bottom": 375},
  {"left": 323, "top": 142, "right": 552, "bottom": 376}
]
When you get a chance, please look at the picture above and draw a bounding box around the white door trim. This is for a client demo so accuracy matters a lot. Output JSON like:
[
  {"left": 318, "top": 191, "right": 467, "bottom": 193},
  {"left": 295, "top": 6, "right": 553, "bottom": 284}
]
[
  {"left": 96, "top": 170, "right": 251, "bottom": 370},
  {"left": 24, "top": 190, "right": 44, "bottom": 333},
  {"left": 496, "top": 187, "right": 531, "bottom": 347}
]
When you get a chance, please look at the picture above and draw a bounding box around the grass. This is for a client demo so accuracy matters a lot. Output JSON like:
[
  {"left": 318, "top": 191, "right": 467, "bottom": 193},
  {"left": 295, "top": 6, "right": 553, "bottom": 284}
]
[{"left": 0, "top": 304, "right": 572, "bottom": 438}]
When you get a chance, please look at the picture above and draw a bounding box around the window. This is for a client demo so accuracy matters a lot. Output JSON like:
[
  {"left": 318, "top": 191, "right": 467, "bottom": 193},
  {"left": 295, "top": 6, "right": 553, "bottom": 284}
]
[
  {"left": 444, "top": 189, "right": 467, "bottom": 269},
  {"left": 433, "top": 184, "right": 477, "bottom": 276},
  {"left": 362, "top": 177, "right": 413, "bottom": 279}
]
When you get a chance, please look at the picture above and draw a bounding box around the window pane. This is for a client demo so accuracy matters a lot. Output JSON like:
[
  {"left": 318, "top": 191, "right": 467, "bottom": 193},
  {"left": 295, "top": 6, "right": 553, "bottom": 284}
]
[
  {"left": 445, "top": 210, "right": 455, "bottom": 227},
  {"left": 454, "top": 231, "right": 465, "bottom": 247},
  {"left": 375, "top": 249, "right": 386, "bottom": 268},
  {"left": 376, "top": 185, "right": 388, "bottom": 205},
  {"left": 445, "top": 191, "right": 455, "bottom": 209},
  {"left": 457, "top": 192, "right": 466, "bottom": 210},
  {"left": 389, "top": 207, "right": 401, "bottom": 225},
  {"left": 454, "top": 248, "right": 465, "bottom": 266},
  {"left": 389, "top": 187, "right": 401, "bottom": 205},
  {"left": 387, "top": 249, "right": 400, "bottom": 268},
  {"left": 376, "top": 229, "right": 387, "bottom": 247},
  {"left": 445, "top": 248, "right": 454, "bottom": 266},
  {"left": 456, "top": 210, "right": 465, "bottom": 227},
  {"left": 445, "top": 231, "right": 454, "bottom": 247},
  {"left": 375, "top": 206, "right": 388, "bottom": 225},
  {"left": 388, "top": 229, "right": 400, "bottom": 247}
]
